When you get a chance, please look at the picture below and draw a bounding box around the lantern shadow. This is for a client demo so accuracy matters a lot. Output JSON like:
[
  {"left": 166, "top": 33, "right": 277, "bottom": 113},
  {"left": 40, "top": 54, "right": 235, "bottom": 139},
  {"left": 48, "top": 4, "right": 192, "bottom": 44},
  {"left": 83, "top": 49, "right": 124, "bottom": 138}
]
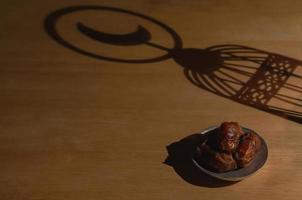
[
  {"left": 44, "top": 6, "right": 302, "bottom": 124},
  {"left": 172, "top": 45, "right": 302, "bottom": 124}
]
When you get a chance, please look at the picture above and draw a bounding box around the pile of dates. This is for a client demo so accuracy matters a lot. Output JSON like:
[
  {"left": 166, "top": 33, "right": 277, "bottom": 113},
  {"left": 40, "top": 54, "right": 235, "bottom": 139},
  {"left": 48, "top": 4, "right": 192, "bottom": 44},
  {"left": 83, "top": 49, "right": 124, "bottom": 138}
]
[{"left": 195, "top": 122, "right": 261, "bottom": 172}]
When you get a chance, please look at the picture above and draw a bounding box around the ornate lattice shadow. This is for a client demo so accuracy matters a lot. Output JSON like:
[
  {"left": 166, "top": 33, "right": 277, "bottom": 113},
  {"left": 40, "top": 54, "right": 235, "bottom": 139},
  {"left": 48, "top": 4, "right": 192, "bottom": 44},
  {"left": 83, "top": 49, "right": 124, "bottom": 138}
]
[{"left": 180, "top": 45, "right": 302, "bottom": 123}]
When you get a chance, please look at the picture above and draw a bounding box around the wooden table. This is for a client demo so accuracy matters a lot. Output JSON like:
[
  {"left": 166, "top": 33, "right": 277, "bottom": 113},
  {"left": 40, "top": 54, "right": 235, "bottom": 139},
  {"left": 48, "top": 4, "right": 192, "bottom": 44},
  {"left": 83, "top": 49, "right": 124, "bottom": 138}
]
[{"left": 1, "top": 0, "right": 302, "bottom": 199}]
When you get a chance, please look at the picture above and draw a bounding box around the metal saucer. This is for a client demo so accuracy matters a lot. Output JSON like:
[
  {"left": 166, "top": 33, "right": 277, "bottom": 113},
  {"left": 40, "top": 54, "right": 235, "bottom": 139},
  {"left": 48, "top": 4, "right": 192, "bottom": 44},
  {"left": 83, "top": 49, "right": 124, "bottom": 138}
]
[{"left": 192, "top": 126, "right": 268, "bottom": 181}]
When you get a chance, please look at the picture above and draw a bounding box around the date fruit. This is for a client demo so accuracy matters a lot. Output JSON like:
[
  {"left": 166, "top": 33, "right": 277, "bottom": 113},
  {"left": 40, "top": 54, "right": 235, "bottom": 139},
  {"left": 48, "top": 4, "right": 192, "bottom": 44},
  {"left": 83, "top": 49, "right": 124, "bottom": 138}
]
[
  {"left": 217, "top": 122, "right": 244, "bottom": 152},
  {"left": 235, "top": 132, "right": 261, "bottom": 168},
  {"left": 196, "top": 142, "right": 237, "bottom": 172}
]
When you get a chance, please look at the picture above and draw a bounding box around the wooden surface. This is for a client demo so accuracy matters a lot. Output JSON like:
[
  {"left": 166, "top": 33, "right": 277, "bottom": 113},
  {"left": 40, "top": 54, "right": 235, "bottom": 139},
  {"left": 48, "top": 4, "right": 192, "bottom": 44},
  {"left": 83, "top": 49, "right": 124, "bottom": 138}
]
[{"left": 1, "top": 0, "right": 302, "bottom": 199}]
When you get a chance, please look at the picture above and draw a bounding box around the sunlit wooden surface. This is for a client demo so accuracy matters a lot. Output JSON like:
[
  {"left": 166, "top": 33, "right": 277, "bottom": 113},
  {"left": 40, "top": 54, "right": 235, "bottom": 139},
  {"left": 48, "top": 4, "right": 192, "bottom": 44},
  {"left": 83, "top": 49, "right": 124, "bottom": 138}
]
[{"left": 1, "top": 0, "right": 302, "bottom": 199}]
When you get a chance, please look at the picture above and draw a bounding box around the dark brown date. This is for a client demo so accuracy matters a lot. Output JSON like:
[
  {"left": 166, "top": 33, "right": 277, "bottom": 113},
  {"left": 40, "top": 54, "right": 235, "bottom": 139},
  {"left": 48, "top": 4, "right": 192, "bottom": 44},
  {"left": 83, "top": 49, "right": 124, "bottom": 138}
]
[
  {"left": 235, "top": 132, "right": 261, "bottom": 168},
  {"left": 196, "top": 142, "right": 237, "bottom": 172},
  {"left": 217, "top": 122, "right": 244, "bottom": 152}
]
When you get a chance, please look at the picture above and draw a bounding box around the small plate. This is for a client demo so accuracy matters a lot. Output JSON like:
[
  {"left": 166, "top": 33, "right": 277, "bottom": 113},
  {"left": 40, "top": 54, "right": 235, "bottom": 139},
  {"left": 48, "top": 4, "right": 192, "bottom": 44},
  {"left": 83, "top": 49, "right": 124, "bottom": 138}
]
[{"left": 192, "top": 125, "right": 268, "bottom": 181}]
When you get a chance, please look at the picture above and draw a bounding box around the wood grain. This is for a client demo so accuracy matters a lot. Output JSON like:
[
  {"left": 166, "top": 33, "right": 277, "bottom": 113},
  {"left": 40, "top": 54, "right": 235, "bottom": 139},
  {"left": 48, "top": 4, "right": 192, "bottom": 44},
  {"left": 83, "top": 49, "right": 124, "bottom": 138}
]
[{"left": 0, "top": 0, "right": 302, "bottom": 199}]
